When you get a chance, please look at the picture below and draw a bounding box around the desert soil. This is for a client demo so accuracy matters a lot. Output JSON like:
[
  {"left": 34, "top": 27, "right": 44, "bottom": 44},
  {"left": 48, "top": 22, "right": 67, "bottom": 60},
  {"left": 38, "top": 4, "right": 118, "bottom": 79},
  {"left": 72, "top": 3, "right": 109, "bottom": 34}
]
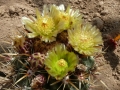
[{"left": 0, "top": 0, "right": 120, "bottom": 90}]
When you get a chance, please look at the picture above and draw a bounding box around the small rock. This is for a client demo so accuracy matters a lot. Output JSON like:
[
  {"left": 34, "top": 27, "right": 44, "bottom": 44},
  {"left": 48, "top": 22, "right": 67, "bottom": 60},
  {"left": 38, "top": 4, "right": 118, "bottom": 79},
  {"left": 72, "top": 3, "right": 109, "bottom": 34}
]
[
  {"left": 92, "top": 17, "right": 104, "bottom": 30},
  {"left": 74, "top": 0, "right": 80, "bottom": 4},
  {"left": 0, "top": 5, "right": 7, "bottom": 16},
  {"left": 112, "top": 72, "right": 116, "bottom": 76},
  {"left": 16, "top": 24, "right": 22, "bottom": 28},
  {"left": 82, "top": 11, "right": 88, "bottom": 15},
  {"left": 80, "top": 4, "right": 86, "bottom": 9},
  {"left": 101, "top": 9, "right": 108, "bottom": 15},
  {"left": 94, "top": 12, "right": 101, "bottom": 17},
  {"left": 99, "top": 1, "right": 104, "bottom": 6},
  {"left": 69, "top": 0, "right": 72, "bottom": 2},
  {"left": 83, "top": 15, "right": 88, "bottom": 19},
  {"left": 27, "top": 10, "right": 34, "bottom": 15},
  {"left": 89, "top": 10, "right": 93, "bottom": 13},
  {"left": 9, "top": 6, "right": 16, "bottom": 14},
  {"left": 88, "top": 18, "right": 91, "bottom": 22}
]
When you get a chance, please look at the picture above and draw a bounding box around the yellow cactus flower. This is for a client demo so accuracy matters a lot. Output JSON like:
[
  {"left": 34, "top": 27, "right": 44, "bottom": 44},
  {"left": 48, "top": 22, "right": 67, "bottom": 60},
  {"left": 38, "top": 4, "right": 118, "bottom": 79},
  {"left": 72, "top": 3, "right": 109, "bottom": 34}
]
[
  {"left": 22, "top": 8, "right": 57, "bottom": 42},
  {"left": 35, "top": 9, "right": 57, "bottom": 42},
  {"left": 22, "top": 17, "right": 39, "bottom": 38},
  {"left": 68, "top": 24, "right": 103, "bottom": 56},
  {"left": 45, "top": 44, "right": 79, "bottom": 80},
  {"left": 21, "top": 4, "right": 83, "bottom": 42},
  {"left": 50, "top": 4, "right": 83, "bottom": 31}
]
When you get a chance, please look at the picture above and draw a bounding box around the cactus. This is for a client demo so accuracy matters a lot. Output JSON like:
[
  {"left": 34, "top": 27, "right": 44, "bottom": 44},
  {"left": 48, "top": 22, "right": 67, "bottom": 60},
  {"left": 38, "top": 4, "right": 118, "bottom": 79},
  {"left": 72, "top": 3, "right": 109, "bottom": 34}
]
[{"left": 1, "top": 4, "right": 103, "bottom": 90}]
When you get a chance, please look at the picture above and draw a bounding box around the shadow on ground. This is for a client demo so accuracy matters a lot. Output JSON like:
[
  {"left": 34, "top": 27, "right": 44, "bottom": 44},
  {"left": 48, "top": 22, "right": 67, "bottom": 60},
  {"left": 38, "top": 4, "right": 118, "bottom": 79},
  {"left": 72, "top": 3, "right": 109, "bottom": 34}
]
[{"left": 101, "top": 17, "right": 120, "bottom": 70}]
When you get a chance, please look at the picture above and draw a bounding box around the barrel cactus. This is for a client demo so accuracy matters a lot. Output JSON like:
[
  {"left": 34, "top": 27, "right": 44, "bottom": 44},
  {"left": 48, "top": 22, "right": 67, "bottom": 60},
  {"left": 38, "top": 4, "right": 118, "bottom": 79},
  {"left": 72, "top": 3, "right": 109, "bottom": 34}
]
[{"left": 1, "top": 4, "right": 104, "bottom": 90}]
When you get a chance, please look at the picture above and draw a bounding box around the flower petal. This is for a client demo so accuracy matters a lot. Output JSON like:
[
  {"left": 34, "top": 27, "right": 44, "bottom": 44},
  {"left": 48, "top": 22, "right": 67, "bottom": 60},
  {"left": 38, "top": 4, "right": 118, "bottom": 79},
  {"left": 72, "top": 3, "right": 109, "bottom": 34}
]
[
  {"left": 27, "top": 33, "right": 38, "bottom": 38},
  {"left": 21, "top": 17, "right": 37, "bottom": 33}
]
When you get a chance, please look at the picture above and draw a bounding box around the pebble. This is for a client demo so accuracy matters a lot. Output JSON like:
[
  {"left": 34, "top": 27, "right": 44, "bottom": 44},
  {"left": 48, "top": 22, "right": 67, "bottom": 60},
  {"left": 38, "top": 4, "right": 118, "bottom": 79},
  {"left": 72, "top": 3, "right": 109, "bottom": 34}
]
[
  {"left": 0, "top": 5, "right": 7, "bottom": 16},
  {"left": 69, "top": 0, "right": 81, "bottom": 3},
  {"left": 112, "top": 72, "right": 117, "bottom": 76},
  {"left": 94, "top": 12, "right": 101, "bottom": 17},
  {"left": 92, "top": 17, "right": 104, "bottom": 30},
  {"left": 88, "top": 18, "right": 91, "bottom": 22},
  {"left": 9, "top": 6, "right": 16, "bottom": 14},
  {"left": 74, "top": 0, "right": 80, "bottom": 4},
  {"left": 27, "top": 10, "right": 34, "bottom": 15},
  {"left": 16, "top": 24, "right": 22, "bottom": 28},
  {"left": 99, "top": 1, "right": 104, "bottom": 6},
  {"left": 80, "top": 4, "right": 86, "bottom": 9},
  {"left": 83, "top": 15, "right": 88, "bottom": 19},
  {"left": 101, "top": 9, "right": 108, "bottom": 15},
  {"left": 82, "top": 11, "right": 88, "bottom": 15}
]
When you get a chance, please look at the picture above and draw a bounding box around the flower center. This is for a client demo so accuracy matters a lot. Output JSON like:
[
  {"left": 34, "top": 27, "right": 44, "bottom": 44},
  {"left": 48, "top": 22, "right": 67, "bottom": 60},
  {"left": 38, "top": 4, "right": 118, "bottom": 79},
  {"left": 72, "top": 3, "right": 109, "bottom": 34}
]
[
  {"left": 57, "top": 59, "right": 68, "bottom": 67},
  {"left": 36, "top": 16, "right": 55, "bottom": 35},
  {"left": 41, "top": 23, "right": 47, "bottom": 28},
  {"left": 61, "top": 12, "right": 69, "bottom": 20},
  {"left": 79, "top": 34, "right": 94, "bottom": 48},
  {"left": 62, "top": 15, "right": 68, "bottom": 20},
  {"left": 80, "top": 35, "right": 88, "bottom": 41}
]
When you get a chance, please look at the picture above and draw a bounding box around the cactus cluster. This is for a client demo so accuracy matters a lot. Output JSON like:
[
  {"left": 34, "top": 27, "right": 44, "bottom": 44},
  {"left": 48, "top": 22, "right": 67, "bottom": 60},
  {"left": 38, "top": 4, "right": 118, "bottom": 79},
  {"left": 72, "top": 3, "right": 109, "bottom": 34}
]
[{"left": 2, "top": 4, "right": 103, "bottom": 90}]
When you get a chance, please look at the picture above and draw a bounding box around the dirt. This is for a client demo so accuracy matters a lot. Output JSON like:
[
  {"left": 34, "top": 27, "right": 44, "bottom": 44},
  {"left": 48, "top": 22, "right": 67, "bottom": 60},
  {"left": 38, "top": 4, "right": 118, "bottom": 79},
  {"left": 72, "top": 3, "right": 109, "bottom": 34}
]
[{"left": 0, "top": 0, "right": 120, "bottom": 90}]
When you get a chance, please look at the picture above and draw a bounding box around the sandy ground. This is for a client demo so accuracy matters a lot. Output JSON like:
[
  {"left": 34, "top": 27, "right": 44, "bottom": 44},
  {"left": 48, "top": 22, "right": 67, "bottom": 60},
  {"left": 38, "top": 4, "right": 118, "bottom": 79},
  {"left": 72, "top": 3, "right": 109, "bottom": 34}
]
[{"left": 0, "top": 0, "right": 120, "bottom": 90}]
